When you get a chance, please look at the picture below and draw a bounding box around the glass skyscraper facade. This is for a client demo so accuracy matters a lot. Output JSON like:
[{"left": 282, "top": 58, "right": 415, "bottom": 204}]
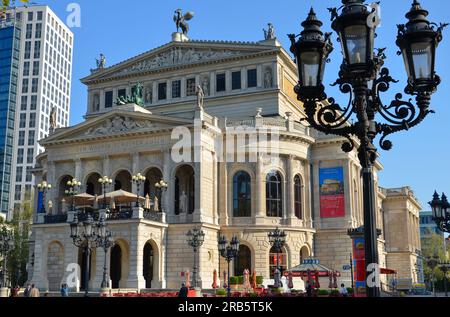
[{"left": 0, "top": 17, "right": 21, "bottom": 213}]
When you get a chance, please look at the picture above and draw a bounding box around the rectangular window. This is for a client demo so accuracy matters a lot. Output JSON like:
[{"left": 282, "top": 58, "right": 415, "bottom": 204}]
[
  {"left": 37, "top": 11, "right": 43, "bottom": 21},
  {"left": 28, "top": 131, "right": 35, "bottom": 146},
  {"left": 158, "top": 82, "right": 167, "bottom": 100},
  {"left": 232, "top": 71, "right": 242, "bottom": 90},
  {"left": 24, "top": 41, "right": 31, "bottom": 59},
  {"left": 27, "top": 149, "right": 34, "bottom": 164},
  {"left": 186, "top": 78, "right": 196, "bottom": 96},
  {"left": 15, "top": 167, "right": 23, "bottom": 182},
  {"left": 23, "top": 61, "right": 30, "bottom": 76},
  {"left": 20, "top": 114, "right": 26, "bottom": 128},
  {"left": 118, "top": 89, "right": 126, "bottom": 99},
  {"left": 21, "top": 96, "right": 28, "bottom": 111},
  {"left": 25, "top": 186, "right": 32, "bottom": 200},
  {"left": 247, "top": 69, "right": 257, "bottom": 88},
  {"left": 26, "top": 24, "right": 32, "bottom": 39},
  {"left": 27, "top": 12, "right": 33, "bottom": 21},
  {"left": 172, "top": 80, "right": 181, "bottom": 99},
  {"left": 22, "top": 79, "right": 29, "bottom": 93},
  {"left": 26, "top": 167, "right": 32, "bottom": 182},
  {"left": 32, "top": 78, "right": 39, "bottom": 93},
  {"left": 33, "top": 61, "right": 39, "bottom": 76},
  {"left": 30, "top": 95, "right": 37, "bottom": 110},
  {"left": 14, "top": 186, "right": 21, "bottom": 201},
  {"left": 34, "top": 41, "right": 41, "bottom": 58},
  {"left": 35, "top": 23, "right": 42, "bottom": 38},
  {"left": 29, "top": 113, "right": 36, "bottom": 128},
  {"left": 105, "top": 91, "right": 113, "bottom": 108},
  {"left": 18, "top": 131, "right": 25, "bottom": 146},
  {"left": 216, "top": 73, "right": 226, "bottom": 92},
  {"left": 17, "top": 149, "right": 24, "bottom": 164}
]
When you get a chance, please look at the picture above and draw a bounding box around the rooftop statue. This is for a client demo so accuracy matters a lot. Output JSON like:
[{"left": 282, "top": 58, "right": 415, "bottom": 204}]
[
  {"left": 96, "top": 53, "right": 106, "bottom": 69},
  {"left": 173, "top": 9, "right": 194, "bottom": 35},
  {"left": 263, "top": 23, "right": 276, "bottom": 40},
  {"left": 116, "top": 83, "right": 144, "bottom": 106}
]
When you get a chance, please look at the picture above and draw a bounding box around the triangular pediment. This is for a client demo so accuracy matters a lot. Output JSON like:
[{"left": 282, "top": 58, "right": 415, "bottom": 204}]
[
  {"left": 81, "top": 40, "right": 279, "bottom": 83},
  {"left": 41, "top": 105, "right": 192, "bottom": 145}
]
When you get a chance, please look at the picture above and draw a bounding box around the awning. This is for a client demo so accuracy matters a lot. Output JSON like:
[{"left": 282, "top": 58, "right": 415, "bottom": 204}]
[
  {"left": 285, "top": 258, "right": 341, "bottom": 277},
  {"left": 380, "top": 268, "right": 397, "bottom": 275}
]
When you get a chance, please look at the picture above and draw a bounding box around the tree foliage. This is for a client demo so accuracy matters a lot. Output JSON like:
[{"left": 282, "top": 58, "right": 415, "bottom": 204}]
[
  {"left": 421, "top": 231, "right": 450, "bottom": 291},
  {"left": 1, "top": 0, "right": 29, "bottom": 17}
]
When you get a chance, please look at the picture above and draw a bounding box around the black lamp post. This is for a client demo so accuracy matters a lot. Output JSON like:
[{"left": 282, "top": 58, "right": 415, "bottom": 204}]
[
  {"left": 70, "top": 213, "right": 102, "bottom": 297},
  {"left": 426, "top": 255, "right": 439, "bottom": 297},
  {"left": 65, "top": 178, "right": 81, "bottom": 212},
  {"left": 439, "top": 262, "right": 449, "bottom": 297},
  {"left": 36, "top": 181, "right": 52, "bottom": 214},
  {"left": 268, "top": 228, "right": 286, "bottom": 278},
  {"left": 96, "top": 215, "right": 114, "bottom": 290},
  {"left": 218, "top": 235, "right": 239, "bottom": 297},
  {"left": 0, "top": 225, "right": 13, "bottom": 291},
  {"left": 98, "top": 176, "right": 112, "bottom": 210},
  {"left": 186, "top": 228, "right": 205, "bottom": 288},
  {"left": 155, "top": 180, "right": 168, "bottom": 212},
  {"left": 289, "top": 1, "right": 446, "bottom": 298},
  {"left": 132, "top": 173, "right": 146, "bottom": 208},
  {"left": 429, "top": 191, "right": 450, "bottom": 233}
]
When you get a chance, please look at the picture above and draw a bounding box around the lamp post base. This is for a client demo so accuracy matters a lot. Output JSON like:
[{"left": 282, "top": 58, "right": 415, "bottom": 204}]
[
  {"left": 99, "top": 288, "right": 111, "bottom": 297},
  {"left": 0, "top": 287, "right": 9, "bottom": 297}
]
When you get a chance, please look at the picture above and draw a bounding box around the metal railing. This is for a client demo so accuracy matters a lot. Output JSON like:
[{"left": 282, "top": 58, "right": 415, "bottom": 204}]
[
  {"left": 143, "top": 209, "right": 163, "bottom": 222},
  {"left": 44, "top": 214, "right": 68, "bottom": 224}
]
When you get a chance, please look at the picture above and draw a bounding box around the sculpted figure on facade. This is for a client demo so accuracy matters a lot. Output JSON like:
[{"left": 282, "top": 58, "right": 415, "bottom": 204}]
[
  {"left": 196, "top": 85, "right": 204, "bottom": 110},
  {"left": 201, "top": 76, "right": 210, "bottom": 96},
  {"left": 264, "top": 67, "right": 273, "bottom": 88},
  {"left": 144, "top": 85, "right": 153, "bottom": 104},
  {"left": 179, "top": 191, "right": 188, "bottom": 213},
  {"left": 154, "top": 195, "right": 159, "bottom": 212}
]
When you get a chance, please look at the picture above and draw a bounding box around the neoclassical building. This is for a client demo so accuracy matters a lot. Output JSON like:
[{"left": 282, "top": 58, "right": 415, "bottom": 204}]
[{"left": 27, "top": 28, "right": 421, "bottom": 292}]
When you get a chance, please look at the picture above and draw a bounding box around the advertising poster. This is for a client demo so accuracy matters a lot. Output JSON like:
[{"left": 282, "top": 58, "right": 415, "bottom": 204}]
[
  {"left": 353, "top": 236, "right": 366, "bottom": 291},
  {"left": 37, "top": 191, "right": 44, "bottom": 213},
  {"left": 319, "top": 167, "right": 345, "bottom": 218}
]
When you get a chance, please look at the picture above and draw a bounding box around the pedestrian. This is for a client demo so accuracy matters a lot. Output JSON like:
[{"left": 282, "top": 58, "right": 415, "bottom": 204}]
[
  {"left": 339, "top": 283, "right": 348, "bottom": 297},
  {"left": 29, "top": 284, "right": 40, "bottom": 297},
  {"left": 10, "top": 285, "right": 20, "bottom": 297},
  {"left": 23, "top": 284, "right": 32, "bottom": 297},
  {"left": 178, "top": 282, "right": 189, "bottom": 297},
  {"left": 306, "top": 281, "right": 312, "bottom": 297},
  {"left": 60, "top": 284, "right": 69, "bottom": 297}
]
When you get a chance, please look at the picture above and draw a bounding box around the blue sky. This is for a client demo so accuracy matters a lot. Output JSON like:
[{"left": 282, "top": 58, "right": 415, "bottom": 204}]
[{"left": 31, "top": 0, "right": 450, "bottom": 209}]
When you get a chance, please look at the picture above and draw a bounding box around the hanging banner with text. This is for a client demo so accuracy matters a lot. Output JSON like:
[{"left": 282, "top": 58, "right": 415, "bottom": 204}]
[{"left": 319, "top": 167, "right": 345, "bottom": 218}]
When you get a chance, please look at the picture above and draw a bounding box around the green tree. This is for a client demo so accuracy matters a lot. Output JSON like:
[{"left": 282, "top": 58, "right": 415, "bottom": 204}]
[
  {"left": 421, "top": 231, "right": 450, "bottom": 292},
  {"left": 5, "top": 199, "right": 33, "bottom": 287},
  {"left": 1, "top": 0, "right": 29, "bottom": 17}
]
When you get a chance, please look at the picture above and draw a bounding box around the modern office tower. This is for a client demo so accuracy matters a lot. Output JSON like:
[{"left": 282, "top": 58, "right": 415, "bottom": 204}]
[{"left": 1, "top": 6, "right": 73, "bottom": 219}]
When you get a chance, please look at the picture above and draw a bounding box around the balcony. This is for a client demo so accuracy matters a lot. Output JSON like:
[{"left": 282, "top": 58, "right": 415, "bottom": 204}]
[{"left": 44, "top": 214, "right": 68, "bottom": 224}]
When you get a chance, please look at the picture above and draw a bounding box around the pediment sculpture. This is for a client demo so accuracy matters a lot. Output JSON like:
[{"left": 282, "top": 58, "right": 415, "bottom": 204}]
[
  {"left": 116, "top": 48, "right": 246, "bottom": 76},
  {"left": 85, "top": 116, "right": 154, "bottom": 136}
]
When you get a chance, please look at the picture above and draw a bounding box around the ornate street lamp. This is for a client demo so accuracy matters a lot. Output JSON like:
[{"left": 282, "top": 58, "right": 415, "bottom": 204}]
[
  {"left": 289, "top": 1, "right": 446, "bottom": 297},
  {"left": 132, "top": 173, "right": 146, "bottom": 207},
  {"left": 96, "top": 215, "right": 114, "bottom": 290},
  {"left": 0, "top": 225, "right": 13, "bottom": 292},
  {"left": 155, "top": 180, "right": 168, "bottom": 212},
  {"left": 98, "top": 176, "right": 113, "bottom": 209},
  {"left": 218, "top": 235, "right": 239, "bottom": 297},
  {"left": 70, "top": 213, "right": 103, "bottom": 297},
  {"left": 268, "top": 228, "right": 287, "bottom": 279},
  {"left": 429, "top": 191, "right": 450, "bottom": 232},
  {"left": 65, "top": 178, "right": 81, "bottom": 212},
  {"left": 36, "top": 181, "right": 52, "bottom": 213},
  {"left": 186, "top": 228, "right": 205, "bottom": 288}
]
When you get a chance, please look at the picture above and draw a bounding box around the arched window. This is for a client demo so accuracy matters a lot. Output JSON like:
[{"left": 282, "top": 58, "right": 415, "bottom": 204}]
[
  {"left": 294, "top": 175, "right": 302, "bottom": 219},
  {"left": 174, "top": 165, "right": 195, "bottom": 215},
  {"left": 266, "top": 171, "right": 283, "bottom": 217},
  {"left": 269, "top": 246, "right": 287, "bottom": 278},
  {"left": 234, "top": 245, "right": 252, "bottom": 276},
  {"left": 233, "top": 171, "right": 251, "bottom": 217}
]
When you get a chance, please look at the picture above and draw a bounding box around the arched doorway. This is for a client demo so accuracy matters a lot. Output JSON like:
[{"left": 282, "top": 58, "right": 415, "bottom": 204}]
[
  {"left": 110, "top": 244, "right": 122, "bottom": 289},
  {"left": 234, "top": 245, "right": 252, "bottom": 276},
  {"left": 58, "top": 175, "right": 73, "bottom": 214},
  {"left": 174, "top": 165, "right": 195, "bottom": 215},
  {"left": 300, "top": 246, "right": 310, "bottom": 264},
  {"left": 85, "top": 173, "right": 102, "bottom": 196},
  {"left": 114, "top": 170, "right": 132, "bottom": 192},
  {"left": 144, "top": 168, "right": 163, "bottom": 210},
  {"left": 143, "top": 243, "right": 154, "bottom": 288},
  {"left": 269, "top": 246, "right": 287, "bottom": 278}
]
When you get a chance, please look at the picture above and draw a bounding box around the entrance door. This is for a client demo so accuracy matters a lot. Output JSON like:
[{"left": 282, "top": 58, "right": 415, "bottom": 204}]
[
  {"left": 143, "top": 243, "right": 154, "bottom": 288},
  {"left": 110, "top": 245, "right": 122, "bottom": 289}
]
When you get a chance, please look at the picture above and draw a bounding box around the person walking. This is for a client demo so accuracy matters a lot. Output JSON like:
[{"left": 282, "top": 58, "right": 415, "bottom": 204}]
[
  {"left": 29, "top": 284, "right": 40, "bottom": 297},
  {"left": 306, "top": 281, "right": 312, "bottom": 297},
  {"left": 23, "top": 284, "right": 32, "bottom": 297},
  {"left": 339, "top": 283, "right": 348, "bottom": 297},
  {"left": 10, "top": 285, "right": 20, "bottom": 297},
  {"left": 178, "top": 282, "right": 189, "bottom": 297},
  {"left": 60, "top": 284, "right": 69, "bottom": 297}
]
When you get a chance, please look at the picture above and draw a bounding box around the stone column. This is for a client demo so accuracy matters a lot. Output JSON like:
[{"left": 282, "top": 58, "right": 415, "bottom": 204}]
[
  {"left": 131, "top": 152, "right": 140, "bottom": 195},
  {"left": 75, "top": 158, "right": 83, "bottom": 189},
  {"left": 152, "top": 82, "right": 158, "bottom": 104},
  {"left": 254, "top": 155, "right": 265, "bottom": 224},
  {"left": 193, "top": 162, "right": 203, "bottom": 222},
  {"left": 304, "top": 161, "right": 313, "bottom": 228},
  {"left": 163, "top": 149, "right": 171, "bottom": 218},
  {"left": 127, "top": 225, "right": 146, "bottom": 290},
  {"left": 218, "top": 162, "right": 228, "bottom": 226},
  {"left": 286, "top": 155, "right": 296, "bottom": 223},
  {"left": 47, "top": 161, "right": 56, "bottom": 214}
]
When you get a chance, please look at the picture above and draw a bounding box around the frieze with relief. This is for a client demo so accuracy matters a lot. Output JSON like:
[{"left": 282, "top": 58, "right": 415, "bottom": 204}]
[
  {"left": 85, "top": 116, "right": 154, "bottom": 136},
  {"left": 116, "top": 48, "right": 249, "bottom": 76}
]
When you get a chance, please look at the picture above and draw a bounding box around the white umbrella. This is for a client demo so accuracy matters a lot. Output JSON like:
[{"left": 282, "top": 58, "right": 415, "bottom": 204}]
[{"left": 144, "top": 194, "right": 151, "bottom": 210}]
